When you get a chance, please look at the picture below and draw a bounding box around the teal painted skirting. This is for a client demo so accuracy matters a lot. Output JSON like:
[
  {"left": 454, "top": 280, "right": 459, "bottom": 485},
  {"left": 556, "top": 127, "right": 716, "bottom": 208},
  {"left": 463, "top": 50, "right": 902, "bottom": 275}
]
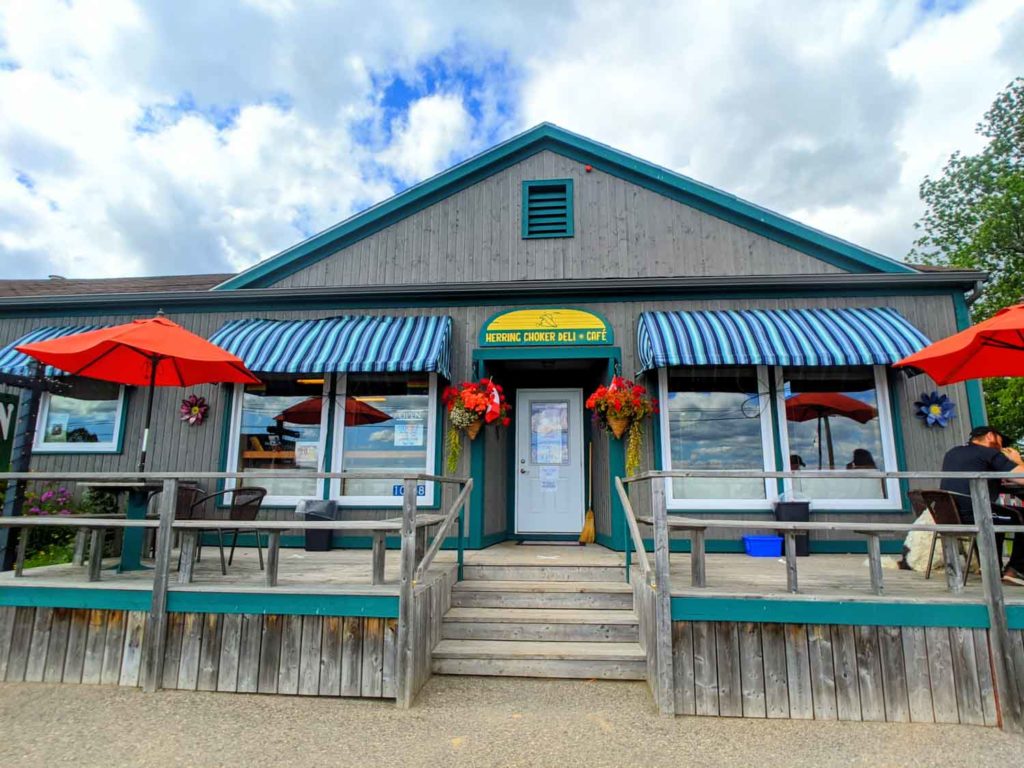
[
  {"left": 671, "top": 596, "right": 989, "bottom": 628},
  {"left": 0, "top": 586, "right": 398, "bottom": 618}
]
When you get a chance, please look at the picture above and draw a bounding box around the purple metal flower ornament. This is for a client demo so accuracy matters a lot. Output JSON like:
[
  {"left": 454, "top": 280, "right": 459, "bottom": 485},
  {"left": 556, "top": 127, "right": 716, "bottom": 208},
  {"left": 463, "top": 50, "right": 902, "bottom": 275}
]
[
  {"left": 180, "top": 394, "right": 209, "bottom": 426},
  {"left": 914, "top": 391, "right": 956, "bottom": 428}
]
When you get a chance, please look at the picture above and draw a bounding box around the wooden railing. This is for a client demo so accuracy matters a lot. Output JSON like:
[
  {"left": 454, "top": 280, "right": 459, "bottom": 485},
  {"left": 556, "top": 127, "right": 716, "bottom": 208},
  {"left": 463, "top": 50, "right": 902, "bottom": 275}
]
[
  {"left": 0, "top": 469, "right": 472, "bottom": 708},
  {"left": 620, "top": 468, "right": 1024, "bottom": 732},
  {"left": 614, "top": 476, "right": 651, "bottom": 585}
]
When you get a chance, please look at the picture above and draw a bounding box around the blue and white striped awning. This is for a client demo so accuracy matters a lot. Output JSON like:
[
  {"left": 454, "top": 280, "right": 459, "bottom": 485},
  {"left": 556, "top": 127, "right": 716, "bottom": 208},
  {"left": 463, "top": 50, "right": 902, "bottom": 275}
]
[
  {"left": 637, "top": 307, "right": 930, "bottom": 371},
  {"left": 0, "top": 325, "right": 108, "bottom": 378},
  {"left": 209, "top": 315, "right": 452, "bottom": 379}
]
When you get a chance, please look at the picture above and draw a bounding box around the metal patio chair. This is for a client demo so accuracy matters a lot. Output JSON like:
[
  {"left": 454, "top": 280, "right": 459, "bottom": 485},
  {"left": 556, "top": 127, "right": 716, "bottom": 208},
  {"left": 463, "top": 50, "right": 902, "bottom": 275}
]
[{"left": 191, "top": 487, "right": 268, "bottom": 573}]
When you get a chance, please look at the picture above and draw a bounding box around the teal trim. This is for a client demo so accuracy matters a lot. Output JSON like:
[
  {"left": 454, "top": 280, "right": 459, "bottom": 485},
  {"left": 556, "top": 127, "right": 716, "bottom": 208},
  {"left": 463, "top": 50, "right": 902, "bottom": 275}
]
[
  {"left": 1007, "top": 605, "right": 1024, "bottom": 630},
  {"left": 766, "top": 373, "right": 785, "bottom": 496},
  {"left": 217, "top": 124, "right": 913, "bottom": 290},
  {"left": 0, "top": 587, "right": 151, "bottom": 612},
  {"left": 952, "top": 292, "right": 987, "bottom": 427},
  {"left": 887, "top": 372, "right": 911, "bottom": 511},
  {"left": 216, "top": 384, "right": 234, "bottom": 496},
  {"left": 0, "top": 586, "right": 398, "bottom": 617},
  {"left": 166, "top": 591, "right": 398, "bottom": 617},
  {"left": 522, "top": 178, "right": 574, "bottom": 239},
  {"left": 474, "top": 346, "right": 618, "bottom": 361},
  {"left": 0, "top": 286, "right": 970, "bottom": 320},
  {"left": 321, "top": 375, "right": 336, "bottom": 501},
  {"left": 670, "top": 596, "right": 988, "bottom": 628},
  {"left": 480, "top": 531, "right": 506, "bottom": 548},
  {"left": 469, "top": 410, "right": 486, "bottom": 549},
  {"left": 654, "top": 538, "right": 903, "bottom": 555},
  {"left": 606, "top": 353, "right": 627, "bottom": 551},
  {"left": 595, "top": 532, "right": 616, "bottom": 549}
]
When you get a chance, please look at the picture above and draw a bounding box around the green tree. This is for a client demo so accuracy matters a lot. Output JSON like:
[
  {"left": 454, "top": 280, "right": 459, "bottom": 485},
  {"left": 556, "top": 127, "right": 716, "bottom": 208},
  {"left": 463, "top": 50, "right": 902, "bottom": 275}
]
[{"left": 910, "top": 78, "right": 1024, "bottom": 441}]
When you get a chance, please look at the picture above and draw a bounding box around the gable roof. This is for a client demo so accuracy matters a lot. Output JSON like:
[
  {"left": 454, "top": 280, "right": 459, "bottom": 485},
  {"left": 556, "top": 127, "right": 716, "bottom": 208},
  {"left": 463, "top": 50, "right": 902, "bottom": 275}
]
[{"left": 216, "top": 123, "right": 917, "bottom": 290}]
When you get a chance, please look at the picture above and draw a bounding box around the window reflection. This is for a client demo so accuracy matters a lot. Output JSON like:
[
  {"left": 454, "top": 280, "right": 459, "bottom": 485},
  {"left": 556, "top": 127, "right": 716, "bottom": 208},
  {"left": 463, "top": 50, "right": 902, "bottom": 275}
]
[
  {"left": 666, "top": 368, "right": 767, "bottom": 501},
  {"left": 39, "top": 378, "right": 122, "bottom": 447},
  {"left": 784, "top": 367, "right": 887, "bottom": 500},
  {"left": 238, "top": 376, "right": 323, "bottom": 500},
  {"left": 341, "top": 375, "right": 431, "bottom": 498}
]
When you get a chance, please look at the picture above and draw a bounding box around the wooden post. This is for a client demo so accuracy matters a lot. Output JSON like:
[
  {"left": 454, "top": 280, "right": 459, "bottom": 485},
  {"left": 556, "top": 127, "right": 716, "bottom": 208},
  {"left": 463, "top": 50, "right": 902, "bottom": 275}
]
[
  {"left": 177, "top": 532, "right": 196, "bottom": 585},
  {"left": 394, "top": 480, "right": 417, "bottom": 707},
  {"left": 13, "top": 526, "right": 27, "bottom": 576},
  {"left": 650, "top": 477, "right": 675, "bottom": 716},
  {"left": 265, "top": 531, "right": 280, "bottom": 588},
  {"left": 785, "top": 533, "right": 798, "bottom": 594},
  {"left": 940, "top": 534, "right": 965, "bottom": 595},
  {"left": 691, "top": 529, "right": 706, "bottom": 588},
  {"left": 458, "top": 487, "right": 468, "bottom": 582},
  {"left": 970, "top": 478, "right": 1024, "bottom": 733},
  {"left": 371, "top": 533, "right": 386, "bottom": 586},
  {"left": 865, "top": 533, "right": 884, "bottom": 596},
  {"left": 72, "top": 530, "right": 87, "bottom": 566},
  {"left": 87, "top": 529, "right": 103, "bottom": 582},
  {"left": 142, "top": 479, "right": 177, "bottom": 693}
]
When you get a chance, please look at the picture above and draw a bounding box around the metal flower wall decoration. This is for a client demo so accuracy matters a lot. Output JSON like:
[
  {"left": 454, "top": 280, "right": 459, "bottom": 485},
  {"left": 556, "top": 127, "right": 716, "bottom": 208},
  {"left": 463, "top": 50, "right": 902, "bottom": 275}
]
[
  {"left": 914, "top": 391, "right": 956, "bottom": 428},
  {"left": 180, "top": 394, "right": 209, "bottom": 426}
]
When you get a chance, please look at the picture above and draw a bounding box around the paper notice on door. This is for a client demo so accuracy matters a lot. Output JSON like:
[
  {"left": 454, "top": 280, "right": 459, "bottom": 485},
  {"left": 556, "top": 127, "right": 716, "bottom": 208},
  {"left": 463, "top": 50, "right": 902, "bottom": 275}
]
[
  {"left": 393, "top": 422, "right": 424, "bottom": 447},
  {"left": 540, "top": 466, "right": 558, "bottom": 492}
]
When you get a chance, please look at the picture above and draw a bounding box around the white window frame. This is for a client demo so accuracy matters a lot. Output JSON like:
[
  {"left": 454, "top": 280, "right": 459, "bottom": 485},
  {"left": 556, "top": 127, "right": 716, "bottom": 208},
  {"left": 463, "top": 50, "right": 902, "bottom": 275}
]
[
  {"left": 658, "top": 366, "right": 777, "bottom": 511},
  {"left": 33, "top": 384, "right": 126, "bottom": 454},
  {"left": 329, "top": 372, "right": 437, "bottom": 508},
  {"left": 225, "top": 377, "right": 331, "bottom": 507},
  {"left": 775, "top": 365, "right": 901, "bottom": 511}
]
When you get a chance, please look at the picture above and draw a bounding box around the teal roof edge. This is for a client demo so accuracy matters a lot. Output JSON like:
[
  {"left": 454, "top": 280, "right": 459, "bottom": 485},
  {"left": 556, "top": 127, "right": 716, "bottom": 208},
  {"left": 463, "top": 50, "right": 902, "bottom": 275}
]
[{"left": 215, "top": 123, "right": 917, "bottom": 291}]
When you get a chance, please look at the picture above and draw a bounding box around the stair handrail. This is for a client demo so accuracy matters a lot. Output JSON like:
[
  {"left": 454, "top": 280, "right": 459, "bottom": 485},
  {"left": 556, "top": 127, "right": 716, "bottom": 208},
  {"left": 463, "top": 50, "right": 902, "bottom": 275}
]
[
  {"left": 615, "top": 476, "right": 651, "bottom": 583},
  {"left": 414, "top": 477, "right": 474, "bottom": 583}
]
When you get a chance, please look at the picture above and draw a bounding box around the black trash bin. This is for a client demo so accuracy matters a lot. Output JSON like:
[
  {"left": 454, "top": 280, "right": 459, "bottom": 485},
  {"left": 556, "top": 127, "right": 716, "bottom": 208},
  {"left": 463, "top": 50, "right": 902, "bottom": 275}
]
[
  {"left": 303, "top": 500, "right": 339, "bottom": 552},
  {"left": 774, "top": 500, "right": 810, "bottom": 557}
]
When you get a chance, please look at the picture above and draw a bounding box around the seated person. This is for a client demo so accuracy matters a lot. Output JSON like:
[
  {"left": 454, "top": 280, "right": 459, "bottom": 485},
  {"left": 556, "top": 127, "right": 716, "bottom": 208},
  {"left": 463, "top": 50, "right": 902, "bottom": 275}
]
[
  {"left": 940, "top": 425, "right": 1024, "bottom": 585},
  {"left": 846, "top": 448, "right": 877, "bottom": 469},
  {"left": 790, "top": 454, "right": 806, "bottom": 471}
]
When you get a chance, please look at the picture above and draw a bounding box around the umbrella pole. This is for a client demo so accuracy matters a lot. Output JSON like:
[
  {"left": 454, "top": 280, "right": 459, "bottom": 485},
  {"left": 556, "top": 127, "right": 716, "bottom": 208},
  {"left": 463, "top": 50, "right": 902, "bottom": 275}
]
[
  {"left": 137, "top": 358, "right": 159, "bottom": 473},
  {"left": 824, "top": 416, "right": 835, "bottom": 469},
  {"left": 816, "top": 417, "right": 823, "bottom": 470}
]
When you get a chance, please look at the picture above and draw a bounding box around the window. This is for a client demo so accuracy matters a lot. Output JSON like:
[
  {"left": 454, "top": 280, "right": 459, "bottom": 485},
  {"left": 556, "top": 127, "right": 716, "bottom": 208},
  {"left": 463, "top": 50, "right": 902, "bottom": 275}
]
[
  {"left": 34, "top": 378, "right": 125, "bottom": 453},
  {"left": 778, "top": 366, "right": 900, "bottom": 509},
  {"left": 522, "top": 179, "right": 574, "bottom": 238},
  {"left": 658, "top": 366, "right": 774, "bottom": 509},
  {"left": 331, "top": 373, "right": 437, "bottom": 506},
  {"left": 228, "top": 375, "right": 328, "bottom": 505}
]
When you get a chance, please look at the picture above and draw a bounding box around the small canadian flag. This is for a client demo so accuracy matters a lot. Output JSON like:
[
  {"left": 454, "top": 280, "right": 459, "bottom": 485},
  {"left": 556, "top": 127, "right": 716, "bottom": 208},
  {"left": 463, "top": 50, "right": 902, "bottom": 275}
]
[{"left": 484, "top": 379, "right": 502, "bottom": 423}]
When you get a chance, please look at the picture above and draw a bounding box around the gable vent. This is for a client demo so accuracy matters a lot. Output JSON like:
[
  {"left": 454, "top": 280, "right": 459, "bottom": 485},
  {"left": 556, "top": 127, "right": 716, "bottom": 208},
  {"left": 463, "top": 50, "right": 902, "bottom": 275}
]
[{"left": 522, "top": 179, "right": 574, "bottom": 239}]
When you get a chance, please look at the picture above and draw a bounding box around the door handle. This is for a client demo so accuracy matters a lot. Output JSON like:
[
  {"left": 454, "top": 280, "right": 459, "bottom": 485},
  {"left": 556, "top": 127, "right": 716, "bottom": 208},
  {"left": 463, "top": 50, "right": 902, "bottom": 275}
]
[{"left": 519, "top": 468, "right": 528, "bottom": 474}]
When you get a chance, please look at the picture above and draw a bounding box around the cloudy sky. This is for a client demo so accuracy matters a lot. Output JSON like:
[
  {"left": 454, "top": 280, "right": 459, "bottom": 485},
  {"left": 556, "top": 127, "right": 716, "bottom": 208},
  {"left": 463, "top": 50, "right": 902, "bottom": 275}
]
[{"left": 0, "top": 0, "right": 1021, "bottom": 280}]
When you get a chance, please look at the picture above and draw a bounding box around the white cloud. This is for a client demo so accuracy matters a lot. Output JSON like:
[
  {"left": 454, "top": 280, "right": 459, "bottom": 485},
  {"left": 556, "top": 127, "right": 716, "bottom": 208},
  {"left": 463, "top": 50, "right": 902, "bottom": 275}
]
[
  {"left": 0, "top": 0, "right": 1021, "bottom": 279},
  {"left": 379, "top": 94, "right": 473, "bottom": 184}
]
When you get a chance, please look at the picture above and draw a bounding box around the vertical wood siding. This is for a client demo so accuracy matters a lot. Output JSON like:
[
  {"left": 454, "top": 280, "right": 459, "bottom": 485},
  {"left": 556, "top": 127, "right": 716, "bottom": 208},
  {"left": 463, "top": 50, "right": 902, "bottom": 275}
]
[{"left": 272, "top": 150, "right": 845, "bottom": 289}]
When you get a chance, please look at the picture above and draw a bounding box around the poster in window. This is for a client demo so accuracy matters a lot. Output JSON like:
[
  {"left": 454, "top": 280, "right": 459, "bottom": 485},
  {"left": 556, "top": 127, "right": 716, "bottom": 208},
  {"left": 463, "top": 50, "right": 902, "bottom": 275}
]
[
  {"left": 45, "top": 412, "right": 69, "bottom": 443},
  {"left": 393, "top": 422, "right": 425, "bottom": 447},
  {"left": 294, "top": 442, "right": 318, "bottom": 467}
]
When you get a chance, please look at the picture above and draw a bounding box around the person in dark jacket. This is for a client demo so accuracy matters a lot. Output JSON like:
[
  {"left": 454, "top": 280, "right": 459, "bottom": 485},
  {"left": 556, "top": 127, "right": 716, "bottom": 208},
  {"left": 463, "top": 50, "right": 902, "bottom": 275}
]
[{"left": 940, "top": 426, "right": 1024, "bottom": 585}]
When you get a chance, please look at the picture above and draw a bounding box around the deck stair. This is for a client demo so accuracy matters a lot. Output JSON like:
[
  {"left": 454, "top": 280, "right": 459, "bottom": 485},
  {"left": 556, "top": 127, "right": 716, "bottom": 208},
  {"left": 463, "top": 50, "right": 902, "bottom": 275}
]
[{"left": 432, "top": 553, "right": 645, "bottom": 680}]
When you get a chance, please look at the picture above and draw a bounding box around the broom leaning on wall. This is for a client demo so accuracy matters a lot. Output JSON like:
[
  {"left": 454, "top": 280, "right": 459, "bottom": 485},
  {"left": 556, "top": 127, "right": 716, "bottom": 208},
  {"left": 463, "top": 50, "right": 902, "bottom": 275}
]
[{"left": 579, "top": 443, "right": 596, "bottom": 544}]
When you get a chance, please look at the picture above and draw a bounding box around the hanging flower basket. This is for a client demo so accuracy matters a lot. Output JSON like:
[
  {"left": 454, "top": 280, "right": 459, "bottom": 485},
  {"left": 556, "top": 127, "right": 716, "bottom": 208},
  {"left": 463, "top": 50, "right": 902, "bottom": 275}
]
[
  {"left": 442, "top": 379, "right": 511, "bottom": 473},
  {"left": 586, "top": 376, "right": 658, "bottom": 476}
]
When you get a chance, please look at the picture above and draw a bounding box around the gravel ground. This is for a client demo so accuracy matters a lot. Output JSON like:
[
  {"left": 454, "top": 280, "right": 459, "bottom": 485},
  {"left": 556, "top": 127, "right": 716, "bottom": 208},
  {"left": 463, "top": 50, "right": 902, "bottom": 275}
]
[{"left": 0, "top": 677, "right": 1018, "bottom": 768}]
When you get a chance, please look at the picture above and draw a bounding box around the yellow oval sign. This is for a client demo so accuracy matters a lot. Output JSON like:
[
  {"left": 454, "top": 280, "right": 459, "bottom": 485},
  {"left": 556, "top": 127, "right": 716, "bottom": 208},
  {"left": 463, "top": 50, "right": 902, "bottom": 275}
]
[{"left": 480, "top": 308, "right": 613, "bottom": 347}]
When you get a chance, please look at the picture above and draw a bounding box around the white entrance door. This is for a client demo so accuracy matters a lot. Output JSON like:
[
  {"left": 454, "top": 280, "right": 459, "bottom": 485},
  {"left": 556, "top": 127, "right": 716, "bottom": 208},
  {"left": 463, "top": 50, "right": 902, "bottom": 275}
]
[{"left": 515, "top": 388, "right": 584, "bottom": 534}]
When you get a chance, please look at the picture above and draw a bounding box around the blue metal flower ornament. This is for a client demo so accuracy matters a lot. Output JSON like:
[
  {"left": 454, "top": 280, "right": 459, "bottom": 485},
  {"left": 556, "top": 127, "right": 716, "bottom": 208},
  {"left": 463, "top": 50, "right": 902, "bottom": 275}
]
[{"left": 914, "top": 391, "right": 956, "bottom": 428}]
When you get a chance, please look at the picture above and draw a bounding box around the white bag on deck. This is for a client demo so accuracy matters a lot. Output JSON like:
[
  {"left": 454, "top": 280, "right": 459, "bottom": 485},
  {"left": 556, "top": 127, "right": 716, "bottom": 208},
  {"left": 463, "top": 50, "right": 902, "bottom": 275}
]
[{"left": 903, "top": 507, "right": 965, "bottom": 573}]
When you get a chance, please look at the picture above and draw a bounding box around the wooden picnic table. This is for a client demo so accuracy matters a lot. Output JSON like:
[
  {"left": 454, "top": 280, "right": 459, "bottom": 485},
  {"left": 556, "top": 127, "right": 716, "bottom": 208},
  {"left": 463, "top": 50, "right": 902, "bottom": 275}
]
[{"left": 173, "top": 514, "right": 446, "bottom": 588}]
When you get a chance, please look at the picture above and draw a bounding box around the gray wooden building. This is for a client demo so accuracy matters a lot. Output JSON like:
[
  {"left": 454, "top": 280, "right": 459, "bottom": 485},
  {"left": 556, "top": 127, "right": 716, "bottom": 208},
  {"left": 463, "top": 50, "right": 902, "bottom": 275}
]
[{"left": 0, "top": 123, "right": 985, "bottom": 554}]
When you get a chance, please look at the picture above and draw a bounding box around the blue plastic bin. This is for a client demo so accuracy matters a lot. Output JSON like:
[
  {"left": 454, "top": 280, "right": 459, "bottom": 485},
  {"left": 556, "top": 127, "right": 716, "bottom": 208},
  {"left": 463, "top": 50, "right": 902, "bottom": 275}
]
[{"left": 743, "top": 535, "right": 783, "bottom": 557}]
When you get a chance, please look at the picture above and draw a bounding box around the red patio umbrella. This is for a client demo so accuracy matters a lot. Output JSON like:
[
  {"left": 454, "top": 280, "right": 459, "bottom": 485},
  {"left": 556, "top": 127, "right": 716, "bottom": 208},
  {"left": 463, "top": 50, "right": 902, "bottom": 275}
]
[
  {"left": 274, "top": 396, "right": 392, "bottom": 427},
  {"left": 785, "top": 392, "right": 878, "bottom": 469},
  {"left": 894, "top": 303, "right": 1024, "bottom": 384},
  {"left": 17, "top": 315, "right": 260, "bottom": 470}
]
